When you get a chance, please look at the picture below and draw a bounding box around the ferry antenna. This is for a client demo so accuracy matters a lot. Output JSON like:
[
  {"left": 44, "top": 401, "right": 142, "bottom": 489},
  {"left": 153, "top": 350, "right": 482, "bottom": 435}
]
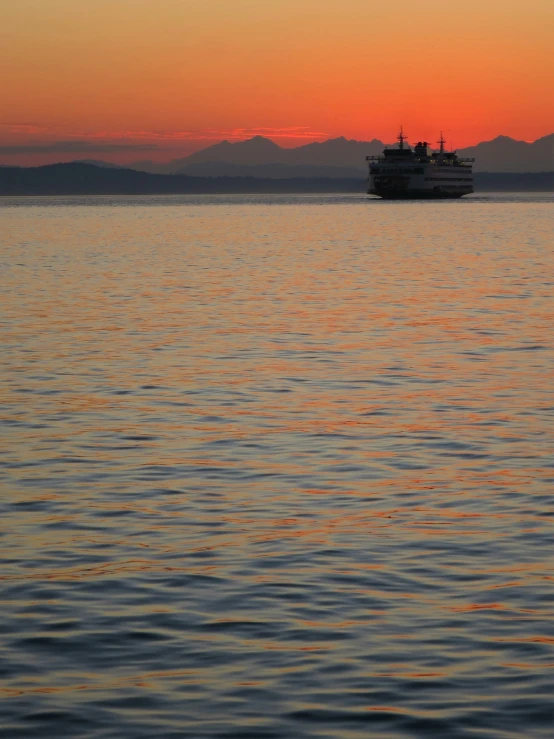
[
  {"left": 437, "top": 131, "right": 445, "bottom": 155},
  {"left": 397, "top": 126, "right": 407, "bottom": 150}
]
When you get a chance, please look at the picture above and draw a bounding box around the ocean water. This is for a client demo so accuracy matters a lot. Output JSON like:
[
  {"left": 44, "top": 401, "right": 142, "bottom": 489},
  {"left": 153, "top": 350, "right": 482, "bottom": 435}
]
[{"left": 1, "top": 193, "right": 553, "bottom": 739}]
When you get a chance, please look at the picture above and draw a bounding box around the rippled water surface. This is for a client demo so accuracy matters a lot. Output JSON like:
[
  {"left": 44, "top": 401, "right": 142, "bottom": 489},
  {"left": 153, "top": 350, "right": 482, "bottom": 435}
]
[{"left": 1, "top": 193, "right": 553, "bottom": 738}]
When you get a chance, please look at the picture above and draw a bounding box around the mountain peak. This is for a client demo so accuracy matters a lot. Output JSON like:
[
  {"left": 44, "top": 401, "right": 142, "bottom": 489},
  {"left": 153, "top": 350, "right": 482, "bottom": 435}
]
[
  {"left": 239, "top": 136, "right": 282, "bottom": 149},
  {"left": 487, "top": 135, "right": 520, "bottom": 144},
  {"left": 184, "top": 134, "right": 284, "bottom": 166}
]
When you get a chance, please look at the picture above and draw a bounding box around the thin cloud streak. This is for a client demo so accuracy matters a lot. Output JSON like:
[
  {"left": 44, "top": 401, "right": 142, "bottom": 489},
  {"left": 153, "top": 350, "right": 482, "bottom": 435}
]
[
  {"left": 0, "top": 122, "right": 53, "bottom": 134},
  {"left": 78, "top": 127, "right": 329, "bottom": 142},
  {"left": 0, "top": 122, "right": 329, "bottom": 143},
  {"left": 0, "top": 141, "right": 162, "bottom": 155}
]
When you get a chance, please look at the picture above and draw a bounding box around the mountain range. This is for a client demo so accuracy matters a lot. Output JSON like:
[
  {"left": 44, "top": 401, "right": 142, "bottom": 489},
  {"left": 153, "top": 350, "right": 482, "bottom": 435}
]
[{"left": 108, "top": 133, "right": 554, "bottom": 178}]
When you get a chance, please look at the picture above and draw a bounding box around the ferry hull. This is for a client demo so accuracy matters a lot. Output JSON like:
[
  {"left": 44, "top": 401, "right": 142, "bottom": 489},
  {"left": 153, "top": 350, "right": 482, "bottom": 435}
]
[{"left": 369, "top": 188, "right": 471, "bottom": 199}]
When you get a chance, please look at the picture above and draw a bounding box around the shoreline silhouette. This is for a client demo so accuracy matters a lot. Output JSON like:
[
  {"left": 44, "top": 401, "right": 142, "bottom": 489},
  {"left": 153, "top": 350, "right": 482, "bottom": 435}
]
[{"left": 0, "top": 162, "right": 552, "bottom": 196}]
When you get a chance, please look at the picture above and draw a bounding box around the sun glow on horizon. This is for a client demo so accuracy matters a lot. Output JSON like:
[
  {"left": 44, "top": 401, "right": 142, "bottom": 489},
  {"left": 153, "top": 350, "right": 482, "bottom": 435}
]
[{"left": 1, "top": 0, "right": 552, "bottom": 164}]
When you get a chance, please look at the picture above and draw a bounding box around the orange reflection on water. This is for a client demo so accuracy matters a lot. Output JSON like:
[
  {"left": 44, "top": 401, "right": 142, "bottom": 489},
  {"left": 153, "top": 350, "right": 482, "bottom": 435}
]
[
  {"left": 1, "top": 197, "right": 553, "bottom": 735},
  {"left": 450, "top": 603, "right": 506, "bottom": 612}
]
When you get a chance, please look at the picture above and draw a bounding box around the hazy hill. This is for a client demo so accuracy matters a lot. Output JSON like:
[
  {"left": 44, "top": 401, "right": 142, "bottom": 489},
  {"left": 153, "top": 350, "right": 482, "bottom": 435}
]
[
  {"left": 0, "top": 162, "right": 363, "bottom": 195},
  {"left": 75, "top": 159, "right": 124, "bottom": 169},
  {"left": 127, "top": 159, "right": 175, "bottom": 174},
  {"left": 179, "top": 161, "right": 366, "bottom": 179},
  {"left": 127, "top": 133, "right": 553, "bottom": 176}
]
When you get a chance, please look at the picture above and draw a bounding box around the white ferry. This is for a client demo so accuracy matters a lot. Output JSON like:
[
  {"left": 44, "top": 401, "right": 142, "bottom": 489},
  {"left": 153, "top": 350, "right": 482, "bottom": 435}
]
[{"left": 367, "top": 129, "right": 475, "bottom": 199}]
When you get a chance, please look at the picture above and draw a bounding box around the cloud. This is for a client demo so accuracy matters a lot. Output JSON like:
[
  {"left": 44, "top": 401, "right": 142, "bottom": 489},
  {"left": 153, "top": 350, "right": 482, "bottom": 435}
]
[
  {"left": 139, "top": 127, "right": 329, "bottom": 141},
  {"left": 71, "top": 127, "right": 328, "bottom": 143},
  {"left": 223, "top": 127, "right": 329, "bottom": 140},
  {"left": 0, "top": 122, "right": 52, "bottom": 134},
  {"left": 0, "top": 123, "right": 328, "bottom": 147},
  {"left": 0, "top": 140, "right": 161, "bottom": 154}
]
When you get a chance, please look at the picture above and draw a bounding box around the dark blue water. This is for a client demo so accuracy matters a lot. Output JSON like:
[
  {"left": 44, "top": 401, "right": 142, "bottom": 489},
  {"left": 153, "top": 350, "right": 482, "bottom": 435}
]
[{"left": 1, "top": 194, "right": 553, "bottom": 738}]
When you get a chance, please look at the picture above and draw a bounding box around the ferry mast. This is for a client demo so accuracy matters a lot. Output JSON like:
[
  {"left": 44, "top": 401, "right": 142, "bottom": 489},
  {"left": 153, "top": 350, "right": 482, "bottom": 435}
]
[{"left": 397, "top": 126, "right": 407, "bottom": 150}]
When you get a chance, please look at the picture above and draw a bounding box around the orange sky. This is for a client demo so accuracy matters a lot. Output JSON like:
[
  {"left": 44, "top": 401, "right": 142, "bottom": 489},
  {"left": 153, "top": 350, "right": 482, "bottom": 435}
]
[{"left": 1, "top": 0, "right": 553, "bottom": 164}]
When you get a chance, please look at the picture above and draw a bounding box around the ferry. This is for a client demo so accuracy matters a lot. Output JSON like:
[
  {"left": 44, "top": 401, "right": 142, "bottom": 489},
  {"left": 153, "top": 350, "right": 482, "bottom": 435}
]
[{"left": 367, "top": 129, "right": 475, "bottom": 199}]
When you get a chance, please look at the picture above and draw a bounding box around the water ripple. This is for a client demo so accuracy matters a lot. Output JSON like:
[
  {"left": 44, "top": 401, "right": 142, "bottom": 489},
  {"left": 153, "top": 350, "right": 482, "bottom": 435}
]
[{"left": 1, "top": 194, "right": 553, "bottom": 738}]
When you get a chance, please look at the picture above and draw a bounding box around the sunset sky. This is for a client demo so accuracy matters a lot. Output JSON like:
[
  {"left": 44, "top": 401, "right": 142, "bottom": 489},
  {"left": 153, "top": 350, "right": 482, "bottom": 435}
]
[{"left": 1, "top": 0, "right": 553, "bottom": 165}]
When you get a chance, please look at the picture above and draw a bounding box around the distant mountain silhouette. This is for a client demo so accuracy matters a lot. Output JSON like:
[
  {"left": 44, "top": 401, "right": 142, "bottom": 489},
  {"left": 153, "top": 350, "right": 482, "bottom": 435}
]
[
  {"left": 0, "top": 162, "right": 551, "bottom": 195},
  {"left": 130, "top": 137, "right": 385, "bottom": 175},
  {"left": 125, "top": 133, "right": 553, "bottom": 176},
  {"left": 282, "top": 137, "right": 385, "bottom": 167},
  {"left": 458, "top": 134, "right": 553, "bottom": 172},
  {"left": 181, "top": 136, "right": 384, "bottom": 169},
  {"left": 184, "top": 135, "right": 284, "bottom": 166},
  {"left": 2, "top": 134, "right": 551, "bottom": 176}
]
